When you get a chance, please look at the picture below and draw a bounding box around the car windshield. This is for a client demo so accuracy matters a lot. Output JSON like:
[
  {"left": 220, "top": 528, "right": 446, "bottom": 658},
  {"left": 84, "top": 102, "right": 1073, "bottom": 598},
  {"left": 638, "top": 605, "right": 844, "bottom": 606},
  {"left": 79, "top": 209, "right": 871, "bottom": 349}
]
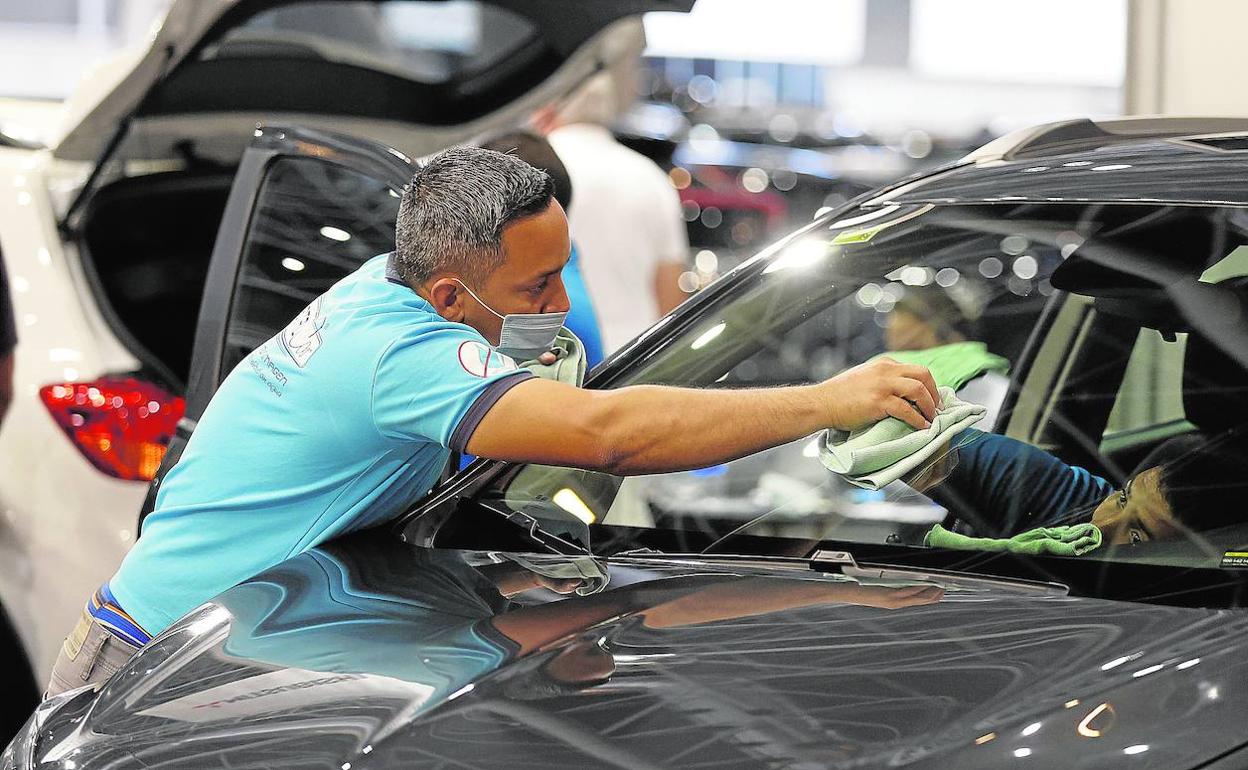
[{"left": 471, "top": 200, "right": 1248, "bottom": 576}]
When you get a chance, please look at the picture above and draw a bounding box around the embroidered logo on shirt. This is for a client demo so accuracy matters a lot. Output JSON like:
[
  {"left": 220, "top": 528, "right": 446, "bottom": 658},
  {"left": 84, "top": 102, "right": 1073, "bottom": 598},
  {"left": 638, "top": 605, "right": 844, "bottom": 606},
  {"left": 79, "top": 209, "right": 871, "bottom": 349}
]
[
  {"left": 458, "top": 341, "right": 517, "bottom": 378},
  {"left": 281, "top": 298, "right": 325, "bottom": 368}
]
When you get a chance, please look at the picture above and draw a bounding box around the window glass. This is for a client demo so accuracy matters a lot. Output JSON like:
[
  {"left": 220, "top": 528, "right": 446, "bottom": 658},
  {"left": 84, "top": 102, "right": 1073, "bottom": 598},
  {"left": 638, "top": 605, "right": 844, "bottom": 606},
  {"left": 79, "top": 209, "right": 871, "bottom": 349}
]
[
  {"left": 223, "top": 156, "right": 400, "bottom": 375},
  {"left": 1104, "top": 330, "right": 1188, "bottom": 436},
  {"left": 474, "top": 202, "right": 1248, "bottom": 570},
  {"left": 210, "top": 1, "right": 537, "bottom": 86}
]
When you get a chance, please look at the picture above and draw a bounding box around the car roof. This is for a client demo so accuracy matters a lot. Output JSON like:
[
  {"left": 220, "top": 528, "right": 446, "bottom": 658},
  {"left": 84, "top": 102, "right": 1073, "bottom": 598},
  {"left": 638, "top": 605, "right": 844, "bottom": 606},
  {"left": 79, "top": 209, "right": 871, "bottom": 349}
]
[{"left": 868, "top": 118, "right": 1248, "bottom": 208}]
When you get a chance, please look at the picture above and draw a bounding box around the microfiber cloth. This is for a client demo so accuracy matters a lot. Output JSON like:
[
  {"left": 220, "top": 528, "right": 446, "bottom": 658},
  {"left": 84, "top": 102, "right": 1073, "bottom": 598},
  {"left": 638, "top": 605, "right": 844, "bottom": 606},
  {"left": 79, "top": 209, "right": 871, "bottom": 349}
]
[
  {"left": 502, "top": 554, "right": 610, "bottom": 596},
  {"left": 924, "top": 522, "right": 1103, "bottom": 557},
  {"left": 819, "top": 386, "right": 986, "bottom": 490},
  {"left": 520, "top": 327, "right": 587, "bottom": 387},
  {"left": 873, "top": 341, "right": 1010, "bottom": 391}
]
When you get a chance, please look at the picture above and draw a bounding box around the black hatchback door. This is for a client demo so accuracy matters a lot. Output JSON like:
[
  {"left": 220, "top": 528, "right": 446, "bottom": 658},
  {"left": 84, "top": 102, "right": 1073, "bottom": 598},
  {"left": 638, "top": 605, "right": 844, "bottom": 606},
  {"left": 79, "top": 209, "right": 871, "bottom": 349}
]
[{"left": 140, "top": 125, "right": 415, "bottom": 520}]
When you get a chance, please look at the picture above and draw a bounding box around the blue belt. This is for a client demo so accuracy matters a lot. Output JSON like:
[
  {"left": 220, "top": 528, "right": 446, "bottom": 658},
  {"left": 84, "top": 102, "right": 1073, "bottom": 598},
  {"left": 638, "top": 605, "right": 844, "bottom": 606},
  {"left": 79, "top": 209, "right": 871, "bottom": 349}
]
[{"left": 87, "top": 583, "right": 151, "bottom": 648}]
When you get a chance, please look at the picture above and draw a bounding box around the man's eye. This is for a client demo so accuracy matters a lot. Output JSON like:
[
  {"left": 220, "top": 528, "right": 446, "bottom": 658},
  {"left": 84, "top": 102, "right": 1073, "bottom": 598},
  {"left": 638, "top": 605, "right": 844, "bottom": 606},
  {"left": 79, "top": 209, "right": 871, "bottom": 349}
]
[
  {"left": 1129, "top": 529, "right": 1143, "bottom": 545},
  {"left": 530, "top": 280, "right": 548, "bottom": 295},
  {"left": 1118, "top": 489, "right": 1128, "bottom": 508}
]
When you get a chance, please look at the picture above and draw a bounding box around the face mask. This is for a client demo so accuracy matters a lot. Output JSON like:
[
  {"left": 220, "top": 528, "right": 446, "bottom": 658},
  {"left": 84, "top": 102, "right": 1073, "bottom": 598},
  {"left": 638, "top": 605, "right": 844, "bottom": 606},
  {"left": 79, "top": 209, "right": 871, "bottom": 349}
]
[{"left": 454, "top": 279, "right": 568, "bottom": 360}]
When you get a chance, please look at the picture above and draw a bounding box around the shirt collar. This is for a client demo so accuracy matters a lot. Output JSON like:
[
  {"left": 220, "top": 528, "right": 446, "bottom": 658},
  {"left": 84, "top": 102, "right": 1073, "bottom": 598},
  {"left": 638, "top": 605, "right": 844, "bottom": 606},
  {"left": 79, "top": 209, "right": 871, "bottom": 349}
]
[{"left": 384, "top": 253, "right": 407, "bottom": 287}]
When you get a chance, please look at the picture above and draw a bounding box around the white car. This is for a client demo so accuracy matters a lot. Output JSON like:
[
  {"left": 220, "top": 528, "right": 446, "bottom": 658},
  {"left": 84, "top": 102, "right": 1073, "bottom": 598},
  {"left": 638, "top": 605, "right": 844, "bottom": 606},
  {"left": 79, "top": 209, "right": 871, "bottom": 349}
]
[{"left": 0, "top": 0, "right": 683, "bottom": 734}]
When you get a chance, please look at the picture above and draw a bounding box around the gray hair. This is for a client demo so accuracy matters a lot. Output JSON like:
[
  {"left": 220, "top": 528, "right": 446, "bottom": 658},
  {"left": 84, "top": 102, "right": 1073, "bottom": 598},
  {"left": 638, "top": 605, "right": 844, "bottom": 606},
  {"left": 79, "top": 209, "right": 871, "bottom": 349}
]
[{"left": 394, "top": 146, "right": 555, "bottom": 285}]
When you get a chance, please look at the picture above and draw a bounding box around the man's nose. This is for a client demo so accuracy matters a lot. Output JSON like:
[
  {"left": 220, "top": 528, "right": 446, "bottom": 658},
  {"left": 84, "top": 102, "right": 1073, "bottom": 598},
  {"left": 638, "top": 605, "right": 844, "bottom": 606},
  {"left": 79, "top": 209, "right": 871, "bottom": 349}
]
[{"left": 545, "top": 279, "right": 571, "bottom": 314}]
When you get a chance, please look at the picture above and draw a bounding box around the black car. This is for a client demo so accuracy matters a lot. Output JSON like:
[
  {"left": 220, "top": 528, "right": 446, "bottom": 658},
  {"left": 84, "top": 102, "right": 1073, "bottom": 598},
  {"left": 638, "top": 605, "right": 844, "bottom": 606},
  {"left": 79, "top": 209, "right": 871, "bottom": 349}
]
[{"left": 10, "top": 117, "right": 1248, "bottom": 769}]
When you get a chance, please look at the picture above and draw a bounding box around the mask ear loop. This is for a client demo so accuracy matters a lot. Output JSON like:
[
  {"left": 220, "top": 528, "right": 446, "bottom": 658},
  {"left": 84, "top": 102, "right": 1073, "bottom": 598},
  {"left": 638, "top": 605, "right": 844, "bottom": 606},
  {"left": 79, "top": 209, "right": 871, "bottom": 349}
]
[{"left": 452, "top": 278, "right": 505, "bottom": 321}]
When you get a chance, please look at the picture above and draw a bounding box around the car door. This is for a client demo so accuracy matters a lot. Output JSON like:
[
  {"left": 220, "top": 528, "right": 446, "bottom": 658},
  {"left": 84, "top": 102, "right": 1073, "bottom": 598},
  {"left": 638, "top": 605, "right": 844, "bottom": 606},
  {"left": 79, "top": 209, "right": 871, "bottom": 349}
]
[{"left": 140, "top": 125, "right": 414, "bottom": 521}]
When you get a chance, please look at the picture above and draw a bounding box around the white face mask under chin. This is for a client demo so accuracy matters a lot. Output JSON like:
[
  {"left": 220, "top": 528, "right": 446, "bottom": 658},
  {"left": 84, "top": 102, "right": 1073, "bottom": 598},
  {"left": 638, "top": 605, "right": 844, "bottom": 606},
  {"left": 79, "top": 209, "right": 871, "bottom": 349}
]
[{"left": 454, "top": 279, "right": 568, "bottom": 361}]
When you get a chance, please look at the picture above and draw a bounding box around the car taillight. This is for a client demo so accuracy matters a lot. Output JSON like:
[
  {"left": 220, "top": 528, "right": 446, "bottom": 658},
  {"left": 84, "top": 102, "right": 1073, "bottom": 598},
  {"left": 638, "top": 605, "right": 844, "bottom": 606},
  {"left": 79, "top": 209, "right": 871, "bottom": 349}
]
[{"left": 40, "top": 378, "right": 185, "bottom": 482}]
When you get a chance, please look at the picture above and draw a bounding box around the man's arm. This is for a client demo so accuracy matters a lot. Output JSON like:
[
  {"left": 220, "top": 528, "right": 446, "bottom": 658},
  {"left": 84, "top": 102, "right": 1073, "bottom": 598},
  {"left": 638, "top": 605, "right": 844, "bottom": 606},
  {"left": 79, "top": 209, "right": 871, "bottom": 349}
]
[
  {"left": 0, "top": 244, "right": 14, "bottom": 428},
  {"left": 466, "top": 358, "right": 939, "bottom": 476},
  {"left": 0, "top": 353, "right": 12, "bottom": 426},
  {"left": 923, "top": 429, "right": 1115, "bottom": 536},
  {"left": 654, "top": 261, "right": 687, "bottom": 316}
]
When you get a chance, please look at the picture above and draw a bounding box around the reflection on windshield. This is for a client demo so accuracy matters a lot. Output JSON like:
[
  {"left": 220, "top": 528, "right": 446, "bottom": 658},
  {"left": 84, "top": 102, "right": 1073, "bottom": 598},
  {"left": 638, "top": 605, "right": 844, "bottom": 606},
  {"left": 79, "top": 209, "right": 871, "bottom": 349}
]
[{"left": 479, "top": 203, "right": 1248, "bottom": 572}]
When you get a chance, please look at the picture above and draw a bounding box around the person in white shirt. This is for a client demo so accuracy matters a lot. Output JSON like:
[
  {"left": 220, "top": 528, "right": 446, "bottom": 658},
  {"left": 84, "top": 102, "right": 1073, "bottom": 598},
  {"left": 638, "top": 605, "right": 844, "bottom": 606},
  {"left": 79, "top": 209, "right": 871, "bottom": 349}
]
[{"left": 538, "top": 38, "right": 689, "bottom": 353}]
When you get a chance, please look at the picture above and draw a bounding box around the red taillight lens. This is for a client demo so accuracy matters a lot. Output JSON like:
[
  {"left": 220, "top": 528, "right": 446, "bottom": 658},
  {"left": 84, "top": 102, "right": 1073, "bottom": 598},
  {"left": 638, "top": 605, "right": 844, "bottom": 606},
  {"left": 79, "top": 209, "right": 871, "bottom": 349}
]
[{"left": 40, "top": 378, "right": 185, "bottom": 482}]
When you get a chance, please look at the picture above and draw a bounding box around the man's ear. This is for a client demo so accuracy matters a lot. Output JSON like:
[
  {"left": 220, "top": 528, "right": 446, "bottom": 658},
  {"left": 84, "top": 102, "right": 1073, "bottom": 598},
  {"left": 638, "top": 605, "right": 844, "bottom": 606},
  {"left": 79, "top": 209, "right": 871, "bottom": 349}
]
[{"left": 426, "top": 277, "right": 466, "bottom": 322}]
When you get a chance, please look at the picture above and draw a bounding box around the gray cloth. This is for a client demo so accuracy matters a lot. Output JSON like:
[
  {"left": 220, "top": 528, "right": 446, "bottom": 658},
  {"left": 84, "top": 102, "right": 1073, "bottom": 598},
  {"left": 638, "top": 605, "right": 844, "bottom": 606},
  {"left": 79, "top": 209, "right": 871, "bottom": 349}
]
[
  {"left": 820, "top": 387, "right": 986, "bottom": 490},
  {"left": 519, "top": 327, "right": 587, "bottom": 387}
]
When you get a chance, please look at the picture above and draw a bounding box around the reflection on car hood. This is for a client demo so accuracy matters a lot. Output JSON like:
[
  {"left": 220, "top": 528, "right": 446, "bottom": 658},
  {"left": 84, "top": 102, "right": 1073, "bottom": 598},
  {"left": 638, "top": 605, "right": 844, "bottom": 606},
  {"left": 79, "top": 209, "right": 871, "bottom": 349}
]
[{"left": 39, "top": 535, "right": 1248, "bottom": 769}]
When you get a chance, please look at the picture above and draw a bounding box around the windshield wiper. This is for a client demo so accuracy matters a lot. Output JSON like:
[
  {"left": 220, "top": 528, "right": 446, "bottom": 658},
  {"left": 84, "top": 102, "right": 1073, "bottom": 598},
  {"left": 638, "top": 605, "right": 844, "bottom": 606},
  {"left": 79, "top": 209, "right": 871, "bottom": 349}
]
[{"left": 810, "top": 549, "right": 1070, "bottom": 596}]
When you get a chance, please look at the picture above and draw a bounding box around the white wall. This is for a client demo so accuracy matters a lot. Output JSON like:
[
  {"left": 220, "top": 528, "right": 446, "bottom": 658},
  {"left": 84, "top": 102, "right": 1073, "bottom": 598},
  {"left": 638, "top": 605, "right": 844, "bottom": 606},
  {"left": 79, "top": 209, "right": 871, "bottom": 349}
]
[{"left": 1126, "top": 0, "right": 1248, "bottom": 115}]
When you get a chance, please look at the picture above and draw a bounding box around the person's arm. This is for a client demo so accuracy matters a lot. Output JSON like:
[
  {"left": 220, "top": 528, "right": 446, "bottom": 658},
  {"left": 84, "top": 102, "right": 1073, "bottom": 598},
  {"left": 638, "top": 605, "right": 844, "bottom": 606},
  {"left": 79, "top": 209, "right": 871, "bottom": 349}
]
[
  {"left": 651, "top": 166, "right": 691, "bottom": 317},
  {"left": 925, "top": 429, "right": 1114, "bottom": 536},
  {"left": 0, "top": 244, "right": 14, "bottom": 428},
  {"left": 0, "top": 353, "right": 11, "bottom": 426},
  {"left": 467, "top": 358, "right": 939, "bottom": 476},
  {"left": 654, "top": 261, "right": 687, "bottom": 316}
]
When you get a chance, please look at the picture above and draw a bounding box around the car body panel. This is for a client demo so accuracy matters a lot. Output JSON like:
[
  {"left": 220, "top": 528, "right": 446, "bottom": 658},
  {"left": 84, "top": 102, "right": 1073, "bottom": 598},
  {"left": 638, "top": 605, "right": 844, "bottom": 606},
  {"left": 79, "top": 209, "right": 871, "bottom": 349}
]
[
  {"left": 0, "top": 145, "right": 145, "bottom": 680},
  {"left": 875, "top": 135, "right": 1248, "bottom": 208},
  {"left": 27, "top": 533, "right": 1248, "bottom": 769}
]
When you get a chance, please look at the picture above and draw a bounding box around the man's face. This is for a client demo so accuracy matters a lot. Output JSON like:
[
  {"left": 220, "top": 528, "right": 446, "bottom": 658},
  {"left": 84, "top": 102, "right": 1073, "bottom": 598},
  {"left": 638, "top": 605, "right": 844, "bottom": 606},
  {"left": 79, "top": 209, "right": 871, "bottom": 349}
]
[
  {"left": 449, "top": 200, "right": 572, "bottom": 346},
  {"left": 1090, "top": 466, "right": 1183, "bottom": 545}
]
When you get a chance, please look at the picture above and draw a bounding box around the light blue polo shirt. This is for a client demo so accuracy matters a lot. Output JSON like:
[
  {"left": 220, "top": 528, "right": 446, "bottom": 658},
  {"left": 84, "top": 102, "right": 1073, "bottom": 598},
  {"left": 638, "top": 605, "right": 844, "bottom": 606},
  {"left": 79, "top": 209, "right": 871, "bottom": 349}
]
[{"left": 110, "top": 254, "right": 533, "bottom": 635}]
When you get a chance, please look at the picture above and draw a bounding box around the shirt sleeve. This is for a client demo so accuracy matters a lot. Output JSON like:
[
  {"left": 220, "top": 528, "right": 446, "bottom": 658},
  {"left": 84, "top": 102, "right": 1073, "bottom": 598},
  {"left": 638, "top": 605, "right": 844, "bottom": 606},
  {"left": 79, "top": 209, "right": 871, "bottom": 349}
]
[
  {"left": 929, "top": 429, "right": 1115, "bottom": 537},
  {"left": 0, "top": 245, "right": 16, "bottom": 356},
  {"left": 371, "top": 325, "right": 534, "bottom": 451}
]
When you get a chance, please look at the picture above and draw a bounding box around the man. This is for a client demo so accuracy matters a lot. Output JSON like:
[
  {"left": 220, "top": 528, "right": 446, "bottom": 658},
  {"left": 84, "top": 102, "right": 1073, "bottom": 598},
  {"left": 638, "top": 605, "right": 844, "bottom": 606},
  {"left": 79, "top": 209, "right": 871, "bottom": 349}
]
[
  {"left": 46, "top": 147, "right": 938, "bottom": 696},
  {"left": 478, "top": 128, "right": 605, "bottom": 368},
  {"left": 920, "top": 429, "right": 1248, "bottom": 546},
  {"left": 0, "top": 242, "right": 15, "bottom": 429}
]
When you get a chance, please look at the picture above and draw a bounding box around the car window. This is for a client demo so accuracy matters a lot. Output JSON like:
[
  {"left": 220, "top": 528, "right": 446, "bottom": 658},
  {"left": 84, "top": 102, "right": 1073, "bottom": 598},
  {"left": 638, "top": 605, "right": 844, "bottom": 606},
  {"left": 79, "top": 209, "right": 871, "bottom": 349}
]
[
  {"left": 143, "top": 1, "right": 555, "bottom": 126},
  {"left": 223, "top": 156, "right": 400, "bottom": 375},
  {"left": 1104, "top": 330, "right": 1189, "bottom": 436},
  {"left": 472, "top": 202, "right": 1248, "bottom": 572},
  {"left": 217, "top": 1, "right": 536, "bottom": 86}
]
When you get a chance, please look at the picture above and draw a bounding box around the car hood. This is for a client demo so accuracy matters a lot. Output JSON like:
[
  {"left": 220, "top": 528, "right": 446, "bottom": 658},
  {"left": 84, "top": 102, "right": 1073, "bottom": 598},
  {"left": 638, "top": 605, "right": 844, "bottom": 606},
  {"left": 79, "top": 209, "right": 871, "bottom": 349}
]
[{"left": 34, "top": 536, "right": 1248, "bottom": 769}]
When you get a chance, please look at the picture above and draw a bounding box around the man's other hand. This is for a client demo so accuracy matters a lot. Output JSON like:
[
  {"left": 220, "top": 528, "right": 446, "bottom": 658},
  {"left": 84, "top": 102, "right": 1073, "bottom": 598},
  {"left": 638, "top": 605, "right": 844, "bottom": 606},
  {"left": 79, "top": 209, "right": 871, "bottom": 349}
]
[{"left": 820, "top": 358, "right": 940, "bottom": 431}]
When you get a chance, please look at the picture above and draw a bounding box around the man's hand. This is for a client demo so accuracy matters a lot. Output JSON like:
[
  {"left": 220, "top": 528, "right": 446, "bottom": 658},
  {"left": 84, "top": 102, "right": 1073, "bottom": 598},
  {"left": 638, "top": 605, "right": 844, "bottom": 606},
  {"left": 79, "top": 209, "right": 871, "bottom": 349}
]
[{"left": 820, "top": 358, "right": 940, "bottom": 431}]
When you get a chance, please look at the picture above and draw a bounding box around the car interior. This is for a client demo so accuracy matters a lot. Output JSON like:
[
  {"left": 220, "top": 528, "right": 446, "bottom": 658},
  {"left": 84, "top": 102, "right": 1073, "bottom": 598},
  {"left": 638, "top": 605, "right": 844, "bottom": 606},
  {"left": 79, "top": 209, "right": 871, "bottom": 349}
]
[
  {"left": 80, "top": 166, "right": 236, "bottom": 388},
  {"left": 441, "top": 202, "right": 1248, "bottom": 570}
]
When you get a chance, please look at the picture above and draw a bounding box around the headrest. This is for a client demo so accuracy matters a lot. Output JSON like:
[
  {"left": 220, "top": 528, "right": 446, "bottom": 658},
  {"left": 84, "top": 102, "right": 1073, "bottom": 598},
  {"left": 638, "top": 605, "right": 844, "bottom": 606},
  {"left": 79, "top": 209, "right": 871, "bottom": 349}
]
[{"left": 1183, "top": 332, "right": 1248, "bottom": 433}]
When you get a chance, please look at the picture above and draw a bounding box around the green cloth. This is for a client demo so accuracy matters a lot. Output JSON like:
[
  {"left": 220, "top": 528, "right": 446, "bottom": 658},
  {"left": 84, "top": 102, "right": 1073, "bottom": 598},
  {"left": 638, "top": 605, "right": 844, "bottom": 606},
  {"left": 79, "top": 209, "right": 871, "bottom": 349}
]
[
  {"left": 924, "top": 522, "right": 1103, "bottom": 557},
  {"left": 873, "top": 341, "right": 1009, "bottom": 391},
  {"left": 820, "top": 387, "right": 986, "bottom": 490},
  {"left": 520, "top": 327, "right": 587, "bottom": 387}
]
